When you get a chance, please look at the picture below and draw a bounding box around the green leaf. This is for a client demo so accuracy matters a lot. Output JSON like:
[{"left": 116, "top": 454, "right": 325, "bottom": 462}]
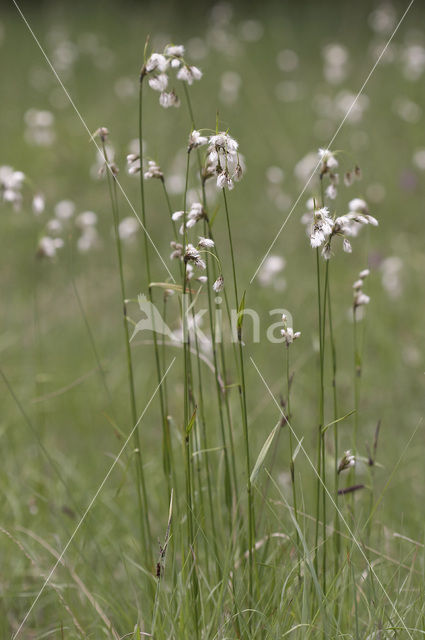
[
  {"left": 149, "top": 282, "right": 186, "bottom": 293},
  {"left": 209, "top": 204, "right": 220, "bottom": 227},
  {"left": 250, "top": 421, "right": 280, "bottom": 485},
  {"left": 322, "top": 409, "right": 356, "bottom": 434},
  {"left": 186, "top": 406, "right": 197, "bottom": 436},
  {"left": 237, "top": 290, "right": 247, "bottom": 339}
]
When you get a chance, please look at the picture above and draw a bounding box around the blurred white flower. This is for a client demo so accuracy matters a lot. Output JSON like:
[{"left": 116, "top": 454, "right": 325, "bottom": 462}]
[
  {"left": 219, "top": 70, "right": 242, "bottom": 104},
  {"left": 24, "top": 109, "right": 55, "bottom": 147},
  {"left": 32, "top": 193, "right": 45, "bottom": 215},
  {"left": 294, "top": 152, "right": 317, "bottom": 182},
  {"left": 239, "top": 19, "right": 264, "bottom": 42},
  {"left": 276, "top": 49, "right": 299, "bottom": 72},
  {"left": 258, "top": 255, "right": 286, "bottom": 288},
  {"left": 275, "top": 80, "right": 304, "bottom": 102},
  {"left": 322, "top": 43, "right": 349, "bottom": 85},
  {"left": 343, "top": 238, "right": 352, "bottom": 253},
  {"left": 55, "top": 199, "right": 75, "bottom": 220},
  {"left": 46, "top": 218, "right": 63, "bottom": 235},
  {"left": 368, "top": 4, "right": 397, "bottom": 35},
  {"left": 335, "top": 91, "right": 369, "bottom": 123},
  {"left": 76, "top": 211, "right": 97, "bottom": 228},
  {"left": 400, "top": 44, "right": 425, "bottom": 81},
  {"left": 37, "top": 236, "right": 63, "bottom": 259},
  {"left": 0, "top": 166, "right": 25, "bottom": 210},
  {"left": 170, "top": 241, "right": 183, "bottom": 260},
  {"left": 266, "top": 166, "right": 284, "bottom": 184},
  {"left": 353, "top": 269, "right": 371, "bottom": 310},
  {"left": 78, "top": 227, "right": 99, "bottom": 253},
  {"left": 412, "top": 149, "right": 425, "bottom": 170},
  {"left": 118, "top": 217, "right": 139, "bottom": 240},
  {"left": 326, "top": 183, "right": 337, "bottom": 200},
  {"left": 393, "top": 97, "right": 422, "bottom": 124},
  {"left": 186, "top": 37, "right": 208, "bottom": 61}
]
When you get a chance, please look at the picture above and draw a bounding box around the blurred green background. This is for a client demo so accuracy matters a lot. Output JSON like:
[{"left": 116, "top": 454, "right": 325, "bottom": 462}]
[{"left": 1, "top": 0, "right": 424, "bottom": 635}]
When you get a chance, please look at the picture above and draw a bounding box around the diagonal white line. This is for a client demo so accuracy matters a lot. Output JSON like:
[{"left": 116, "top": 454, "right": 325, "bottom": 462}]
[
  {"left": 12, "top": 358, "right": 176, "bottom": 640},
  {"left": 250, "top": 0, "right": 415, "bottom": 284},
  {"left": 249, "top": 355, "right": 414, "bottom": 639},
  {"left": 12, "top": 0, "right": 175, "bottom": 283}
]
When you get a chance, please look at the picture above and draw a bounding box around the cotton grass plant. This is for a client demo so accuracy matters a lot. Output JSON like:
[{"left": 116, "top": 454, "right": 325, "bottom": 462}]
[{"left": 2, "top": 24, "right": 423, "bottom": 640}]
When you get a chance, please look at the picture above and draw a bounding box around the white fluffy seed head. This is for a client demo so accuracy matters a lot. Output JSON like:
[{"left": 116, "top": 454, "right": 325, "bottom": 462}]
[
  {"left": 213, "top": 275, "right": 224, "bottom": 292},
  {"left": 198, "top": 236, "right": 215, "bottom": 249},
  {"left": 145, "top": 53, "right": 168, "bottom": 73},
  {"left": 165, "top": 44, "right": 185, "bottom": 57},
  {"left": 148, "top": 73, "right": 168, "bottom": 92}
]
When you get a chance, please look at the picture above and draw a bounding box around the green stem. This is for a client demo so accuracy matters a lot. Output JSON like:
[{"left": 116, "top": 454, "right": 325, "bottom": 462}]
[
  {"left": 353, "top": 307, "right": 361, "bottom": 457},
  {"left": 138, "top": 79, "right": 172, "bottom": 495},
  {"left": 222, "top": 188, "right": 255, "bottom": 606},
  {"left": 204, "top": 219, "right": 239, "bottom": 509},
  {"left": 286, "top": 346, "right": 300, "bottom": 576},
  {"left": 182, "top": 148, "right": 200, "bottom": 640},
  {"left": 327, "top": 269, "right": 340, "bottom": 578},
  {"left": 314, "top": 248, "right": 323, "bottom": 581},
  {"left": 321, "top": 261, "right": 330, "bottom": 595},
  {"left": 102, "top": 140, "right": 152, "bottom": 569},
  {"left": 188, "top": 285, "right": 212, "bottom": 582},
  {"left": 182, "top": 85, "right": 239, "bottom": 517}
]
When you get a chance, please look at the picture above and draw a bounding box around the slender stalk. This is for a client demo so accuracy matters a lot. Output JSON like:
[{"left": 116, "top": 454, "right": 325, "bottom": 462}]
[
  {"left": 138, "top": 78, "right": 172, "bottom": 495},
  {"left": 321, "top": 261, "right": 330, "bottom": 594},
  {"left": 222, "top": 188, "right": 255, "bottom": 605},
  {"left": 204, "top": 218, "right": 239, "bottom": 508},
  {"left": 182, "top": 84, "right": 241, "bottom": 616},
  {"left": 314, "top": 247, "right": 323, "bottom": 581},
  {"left": 182, "top": 148, "right": 200, "bottom": 639},
  {"left": 161, "top": 174, "right": 218, "bottom": 554},
  {"left": 201, "top": 222, "right": 234, "bottom": 539},
  {"left": 182, "top": 84, "right": 238, "bottom": 514},
  {"left": 102, "top": 140, "right": 152, "bottom": 568},
  {"left": 353, "top": 307, "right": 361, "bottom": 457},
  {"left": 188, "top": 285, "right": 212, "bottom": 582},
  {"left": 286, "top": 346, "right": 300, "bottom": 576},
  {"left": 327, "top": 270, "right": 340, "bottom": 576}
]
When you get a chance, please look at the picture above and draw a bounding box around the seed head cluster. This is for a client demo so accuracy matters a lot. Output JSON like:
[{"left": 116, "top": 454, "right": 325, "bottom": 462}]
[{"left": 142, "top": 44, "right": 202, "bottom": 109}]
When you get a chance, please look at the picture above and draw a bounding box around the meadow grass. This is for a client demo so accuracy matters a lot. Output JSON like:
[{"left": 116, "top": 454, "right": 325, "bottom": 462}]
[{"left": 1, "top": 1, "right": 425, "bottom": 638}]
